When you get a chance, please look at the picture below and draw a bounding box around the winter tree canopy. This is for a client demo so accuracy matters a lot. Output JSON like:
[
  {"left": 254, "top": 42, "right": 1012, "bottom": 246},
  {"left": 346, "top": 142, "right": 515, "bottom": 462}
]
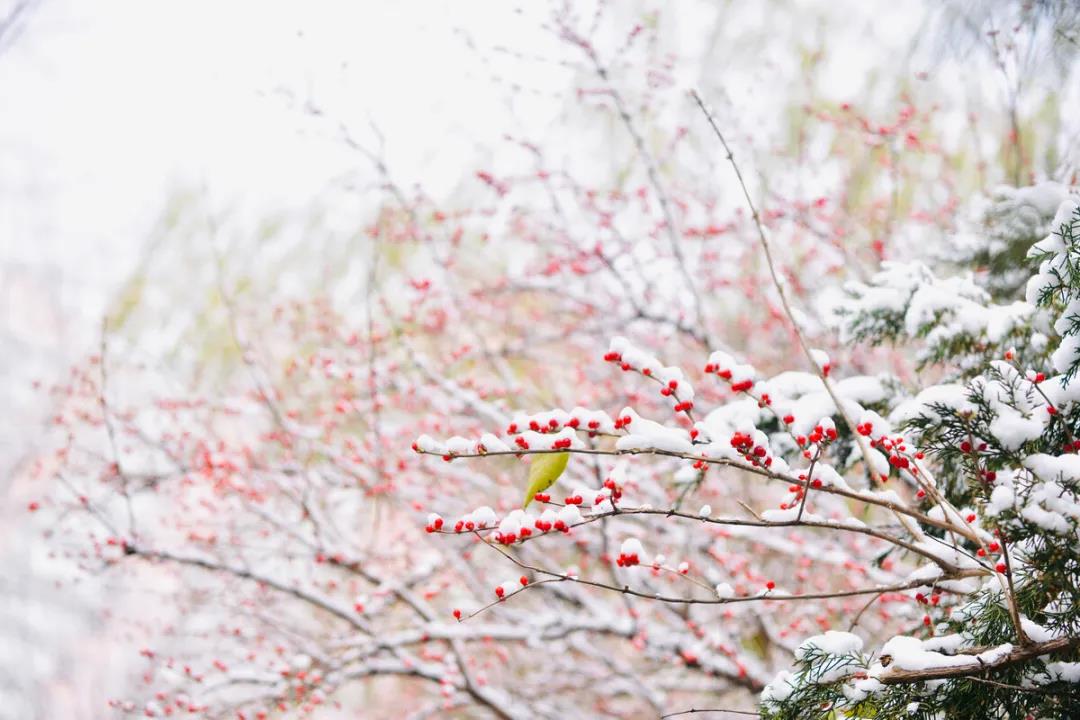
[{"left": 3, "top": 1, "right": 1080, "bottom": 719}]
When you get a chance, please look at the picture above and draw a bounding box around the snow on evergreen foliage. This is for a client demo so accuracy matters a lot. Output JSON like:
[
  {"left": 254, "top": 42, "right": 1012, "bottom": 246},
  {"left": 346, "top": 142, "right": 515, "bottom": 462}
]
[
  {"left": 760, "top": 191, "right": 1080, "bottom": 719},
  {"left": 943, "top": 182, "right": 1071, "bottom": 299}
]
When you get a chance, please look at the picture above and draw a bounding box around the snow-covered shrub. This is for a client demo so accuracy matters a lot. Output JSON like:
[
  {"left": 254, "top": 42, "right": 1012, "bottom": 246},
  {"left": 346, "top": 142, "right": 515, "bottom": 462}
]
[{"left": 418, "top": 194, "right": 1080, "bottom": 719}]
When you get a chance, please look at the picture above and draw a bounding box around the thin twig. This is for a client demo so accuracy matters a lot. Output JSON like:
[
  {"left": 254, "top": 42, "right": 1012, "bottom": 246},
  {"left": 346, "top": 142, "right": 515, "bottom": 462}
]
[
  {"left": 661, "top": 708, "right": 759, "bottom": 719},
  {"left": 472, "top": 531, "right": 981, "bottom": 608}
]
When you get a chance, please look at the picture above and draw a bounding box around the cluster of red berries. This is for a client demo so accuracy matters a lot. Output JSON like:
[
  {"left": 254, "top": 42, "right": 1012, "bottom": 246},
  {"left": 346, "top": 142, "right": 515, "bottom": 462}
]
[
  {"left": 915, "top": 590, "right": 941, "bottom": 606},
  {"left": 600, "top": 477, "right": 623, "bottom": 503},
  {"left": 808, "top": 422, "right": 838, "bottom": 445},
  {"left": 729, "top": 432, "right": 774, "bottom": 468},
  {"left": 494, "top": 577, "right": 529, "bottom": 599},
  {"left": 703, "top": 362, "right": 754, "bottom": 392},
  {"left": 867, "top": 430, "right": 924, "bottom": 478},
  {"left": 657, "top": 380, "right": 694, "bottom": 413},
  {"left": 506, "top": 415, "right": 604, "bottom": 439},
  {"left": 603, "top": 351, "right": 633, "bottom": 372},
  {"left": 532, "top": 515, "right": 569, "bottom": 533},
  {"left": 494, "top": 527, "right": 533, "bottom": 544},
  {"left": 616, "top": 551, "right": 641, "bottom": 567}
]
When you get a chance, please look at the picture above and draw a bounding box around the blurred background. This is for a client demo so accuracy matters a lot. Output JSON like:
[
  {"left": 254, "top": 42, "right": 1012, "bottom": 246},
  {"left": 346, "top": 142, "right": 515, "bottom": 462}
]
[{"left": 1, "top": 0, "right": 1077, "bottom": 717}]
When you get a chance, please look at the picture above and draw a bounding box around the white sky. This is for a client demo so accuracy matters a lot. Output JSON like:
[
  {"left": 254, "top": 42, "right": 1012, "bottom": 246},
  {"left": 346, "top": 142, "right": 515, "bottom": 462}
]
[
  {"left": 0, "top": 0, "right": 564, "bottom": 479},
  {"left": 0, "top": 0, "right": 540, "bottom": 253}
]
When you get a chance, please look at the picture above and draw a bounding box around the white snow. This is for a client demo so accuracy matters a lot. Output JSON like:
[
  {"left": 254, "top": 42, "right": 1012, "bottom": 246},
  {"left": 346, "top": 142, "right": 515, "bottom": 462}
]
[
  {"left": 619, "top": 537, "right": 645, "bottom": 560},
  {"left": 1024, "top": 454, "right": 1080, "bottom": 483},
  {"left": 761, "top": 671, "right": 796, "bottom": 704},
  {"left": 795, "top": 631, "right": 864, "bottom": 660},
  {"left": 1044, "top": 661, "right": 1080, "bottom": 682},
  {"left": 892, "top": 384, "right": 975, "bottom": 424},
  {"left": 557, "top": 504, "right": 583, "bottom": 526},
  {"left": 614, "top": 408, "right": 693, "bottom": 454},
  {"left": 468, "top": 506, "right": 498, "bottom": 529},
  {"left": 988, "top": 410, "right": 1044, "bottom": 451},
  {"left": 877, "top": 635, "right": 978, "bottom": 672},
  {"left": 1020, "top": 616, "right": 1064, "bottom": 643}
]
